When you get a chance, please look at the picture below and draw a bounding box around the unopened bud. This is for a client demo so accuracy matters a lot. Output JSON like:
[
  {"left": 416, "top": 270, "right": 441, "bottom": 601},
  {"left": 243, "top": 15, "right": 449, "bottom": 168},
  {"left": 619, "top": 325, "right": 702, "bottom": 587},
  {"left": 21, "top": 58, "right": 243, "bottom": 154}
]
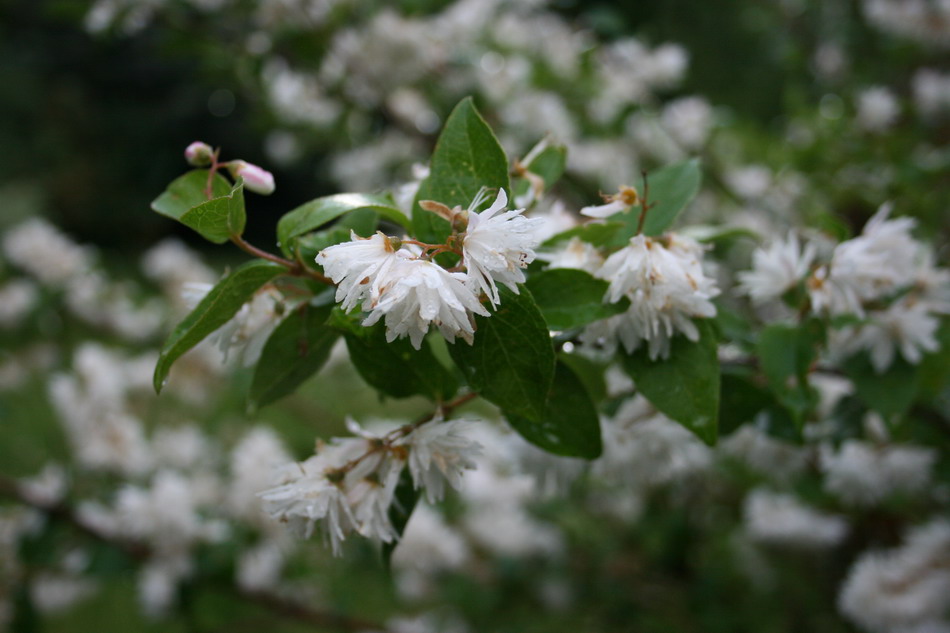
[
  {"left": 184, "top": 141, "right": 214, "bottom": 167},
  {"left": 228, "top": 160, "right": 276, "bottom": 195}
]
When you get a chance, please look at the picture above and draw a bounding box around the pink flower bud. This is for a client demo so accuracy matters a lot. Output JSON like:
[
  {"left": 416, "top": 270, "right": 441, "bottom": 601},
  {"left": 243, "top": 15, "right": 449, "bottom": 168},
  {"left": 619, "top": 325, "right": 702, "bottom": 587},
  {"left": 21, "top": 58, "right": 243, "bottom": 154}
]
[
  {"left": 228, "top": 160, "right": 276, "bottom": 195},
  {"left": 184, "top": 141, "right": 214, "bottom": 167}
]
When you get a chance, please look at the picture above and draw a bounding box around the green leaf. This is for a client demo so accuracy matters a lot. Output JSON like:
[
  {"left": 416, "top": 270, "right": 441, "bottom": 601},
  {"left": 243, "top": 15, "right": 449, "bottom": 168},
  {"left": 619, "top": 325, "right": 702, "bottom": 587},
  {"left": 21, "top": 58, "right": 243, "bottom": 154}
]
[
  {"left": 640, "top": 159, "right": 701, "bottom": 236},
  {"left": 622, "top": 319, "right": 720, "bottom": 445},
  {"left": 505, "top": 360, "right": 603, "bottom": 458},
  {"left": 542, "top": 222, "right": 626, "bottom": 248},
  {"left": 249, "top": 303, "right": 339, "bottom": 409},
  {"left": 718, "top": 367, "right": 773, "bottom": 436},
  {"left": 154, "top": 260, "right": 285, "bottom": 393},
  {"left": 412, "top": 97, "right": 510, "bottom": 243},
  {"left": 448, "top": 285, "right": 554, "bottom": 421},
  {"left": 527, "top": 143, "right": 567, "bottom": 189},
  {"left": 756, "top": 321, "right": 823, "bottom": 427},
  {"left": 177, "top": 178, "right": 247, "bottom": 244},
  {"left": 558, "top": 351, "right": 608, "bottom": 404},
  {"left": 843, "top": 355, "right": 920, "bottom": 420},
  {"left": 336, "top": 316, "right": 458, "bottom": 401},
  {"left": 277, "top": 193, "right": 409, "bottom": 257},
  {"left": 610, "top": 159, "right": 701, "bottom": 244},
  {"left": 151, "top": 169, "right": 232, "bottom": 221},
  {"left": 525, "top": 268, "right": 629, "bottom": 330}
]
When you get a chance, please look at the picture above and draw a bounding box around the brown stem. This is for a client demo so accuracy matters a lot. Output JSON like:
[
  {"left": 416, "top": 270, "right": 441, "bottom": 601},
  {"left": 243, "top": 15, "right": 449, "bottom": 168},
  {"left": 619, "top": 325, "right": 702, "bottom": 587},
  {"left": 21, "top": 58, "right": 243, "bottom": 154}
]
[
  {"left": 204, "top": 149, "right": 222, "bottom": 200},
  {"left": 635, "top": 170, "right": 654, "bottom": 235},
  {"left": 230, "top": 234, "right": 334, "bottom": 286}
]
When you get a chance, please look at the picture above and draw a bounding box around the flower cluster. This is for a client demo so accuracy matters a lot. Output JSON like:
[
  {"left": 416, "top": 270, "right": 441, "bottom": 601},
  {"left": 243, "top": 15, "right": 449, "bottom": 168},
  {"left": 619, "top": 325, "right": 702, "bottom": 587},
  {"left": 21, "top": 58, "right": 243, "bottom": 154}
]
[
  {"left": 260, "top": 417, "right": 482, "bottom": 554},
  {"left": 580, "top": 232, "right": 720, "bottom": 359},
  {"left": 316, "top": 189, "right": 544, "bottom": 348},
  {"left": 739, "top": 204, "right": 950, "bottom": 372}
]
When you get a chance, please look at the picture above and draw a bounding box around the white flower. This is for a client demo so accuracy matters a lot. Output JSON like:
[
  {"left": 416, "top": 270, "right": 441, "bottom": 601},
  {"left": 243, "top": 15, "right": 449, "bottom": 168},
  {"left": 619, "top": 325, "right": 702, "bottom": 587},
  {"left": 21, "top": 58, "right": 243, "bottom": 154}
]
[
  {"left": 346, "top": 460, "right": 402, "bottom": 543},
  {"left": 743, "top": 488, "right": 848, "bottom": 549},
  {"left": 594, "top": 396, "right": 713, "bottom": 487},
  {"left": 725, "top": 165, "right": 773, "bottom": 200},
  {"left": 461, "top": 188, "right": 545, "bottom": 307},
  {"left": 401, "top": 419, "right": 482, "bottom": 503},
  {"left": 831, "top": 298, "right": 941, "bottom": 372},
  {"left": 363, "top": 258, "right": 489, "bottom": 349},
  {"left": 585, "top": 234, "right": 719, "bottom": 359},
  {"left": 856, "top": 86, "right": 900, "bottom": 132},
  {"left": 838, "top": 520, "right": 950, "bottom": 633},
  {"left": 2, "top": 219, "right": 93, "bottom": 285},
  {"left": 822, "top": 440, "right": 936, "bottom": 506},
  {"left": 316, "top": 231, "right": 400, "bottom": 312},
  {"left": 580, "top": 185, "right": 639, "bottom": 219},
  {"left": 661, "top": 96, "right": 713, "bottom": 150},
  {"left": 0, "top": 280, "right": 39, "bottom": 328},
  {"left": 738, "top": 233, "right": 815, "bottom": 303},
  {"left": 810, "top": 204, "right": 920, "bottom": 315},
  {"left": 537, "top": 237, "right": 605, "bottom": 274},
  {"left": 260, "top": 469, "right": 355, "bottom": 555}
]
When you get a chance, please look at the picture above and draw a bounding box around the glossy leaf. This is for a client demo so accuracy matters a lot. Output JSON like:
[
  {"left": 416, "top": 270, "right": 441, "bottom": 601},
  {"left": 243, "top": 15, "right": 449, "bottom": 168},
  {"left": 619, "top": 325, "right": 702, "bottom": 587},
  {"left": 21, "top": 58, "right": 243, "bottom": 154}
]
[
  {"left": 412, "top": 97, "right": 510, "bottom": 244},
  {"left": 505, "top": 360, "right": 603, "bottom": 458},
  {"left": 525, "top": 268, "right": 629, "bottom": 330},
  {"left": 622, "top": 319, "right": 720, "bottom": 445},
  {"left": 337, "top": 315, "right": 458, "bottom": 401},
  {"left": 249, "top": 303, "right": 339, "bottom": 409},
  {"left": 449, "top": 285, "right": 554, "bottom": 421},
  {"left": 277, "top": 193, "right": 409, "bottom": 257},
  {"left": 154, "top": 260, "right": 285, "bottom": 393},
  {"left": 178, "top": 178, "right": 247, "bottom": 244},
  {"left": 151, "top": 169, "right": 231, "bottom": 221}
]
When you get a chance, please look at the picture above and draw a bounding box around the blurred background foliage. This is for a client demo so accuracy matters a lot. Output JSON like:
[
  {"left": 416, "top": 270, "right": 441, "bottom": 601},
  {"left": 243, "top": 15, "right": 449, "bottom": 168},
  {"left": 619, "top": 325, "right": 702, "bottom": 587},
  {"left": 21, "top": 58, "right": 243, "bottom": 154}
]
[{"left": 2, "top": 0, "right": 947, "bottom": 254}]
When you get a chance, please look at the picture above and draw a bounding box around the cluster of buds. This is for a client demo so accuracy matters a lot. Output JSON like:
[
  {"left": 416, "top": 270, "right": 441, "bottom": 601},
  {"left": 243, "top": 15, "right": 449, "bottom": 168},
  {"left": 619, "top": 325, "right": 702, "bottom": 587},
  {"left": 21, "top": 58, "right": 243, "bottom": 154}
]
[{"left": 184, "top": 141, "right": 276, "bottom": 196}]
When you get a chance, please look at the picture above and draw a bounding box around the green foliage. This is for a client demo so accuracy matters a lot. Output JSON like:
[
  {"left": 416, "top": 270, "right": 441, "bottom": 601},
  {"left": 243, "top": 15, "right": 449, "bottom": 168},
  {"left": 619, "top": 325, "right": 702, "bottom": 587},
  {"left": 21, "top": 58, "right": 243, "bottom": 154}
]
[
  {"left": 525, "top": 143, "right": 567, "bottom": 189},
  {"left": 276, "top": 193, "right": 409, "bottom": 257},
  {"left": 505, "top": 360, "right": 602, "bottom": 458},
  {"left": 611, "top": 159, "right": 702, "bottom": 244},
  {"left": 543, "top": 222, "right": 626, "bottom": 248},
  {"left": 153, "top": 260, "right": 285, "bottom": 392},
  {"left": 178, "top": 178, "right": 247, "bottom": 244},
  {"left": 151, "top": 170, "right": 245, "bottom": 244},
  {"left": 449, "top": 285, "right": 555, "bottom": 422},
  {"left": 844, "top": 354, "right": 921, "bottom": 421},
  {"left": 756, "top": 321, "right": 824, "bottom": 428},
  {"left": 412, "top": 97, "right": 510, "bottom": 243},
  {"left": 622, "top": 320, "right": 720, "bottom": 445},
  {"left": 514, "top": 142, "right": 568, "bottom": 201},
  {"left": 336, "top": 315, "right": 459, "bottom": 401},
  {"left": 150, "top": 169, "right": 231, "bottom": 222},
  {"left": 525, "top": 268, "right": 629, "bottom": 330},
  {"left": 249, "top": 302, "right": 339, "bottom": 410}
]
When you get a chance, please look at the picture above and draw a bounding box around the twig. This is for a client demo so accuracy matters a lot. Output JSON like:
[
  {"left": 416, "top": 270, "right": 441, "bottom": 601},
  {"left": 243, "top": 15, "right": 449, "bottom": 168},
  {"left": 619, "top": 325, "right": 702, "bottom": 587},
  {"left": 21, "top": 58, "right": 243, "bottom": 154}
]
[{"left": 230, "top": 234, "right": 334, "bottom": 286}]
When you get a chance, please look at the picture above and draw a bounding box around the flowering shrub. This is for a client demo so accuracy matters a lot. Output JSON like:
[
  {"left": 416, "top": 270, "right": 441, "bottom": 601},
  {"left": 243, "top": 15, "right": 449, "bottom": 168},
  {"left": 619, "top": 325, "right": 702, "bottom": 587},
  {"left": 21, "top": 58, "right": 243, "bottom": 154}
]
[{"left": 2, "top": 2, "right": 950, "bottom": 632}]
